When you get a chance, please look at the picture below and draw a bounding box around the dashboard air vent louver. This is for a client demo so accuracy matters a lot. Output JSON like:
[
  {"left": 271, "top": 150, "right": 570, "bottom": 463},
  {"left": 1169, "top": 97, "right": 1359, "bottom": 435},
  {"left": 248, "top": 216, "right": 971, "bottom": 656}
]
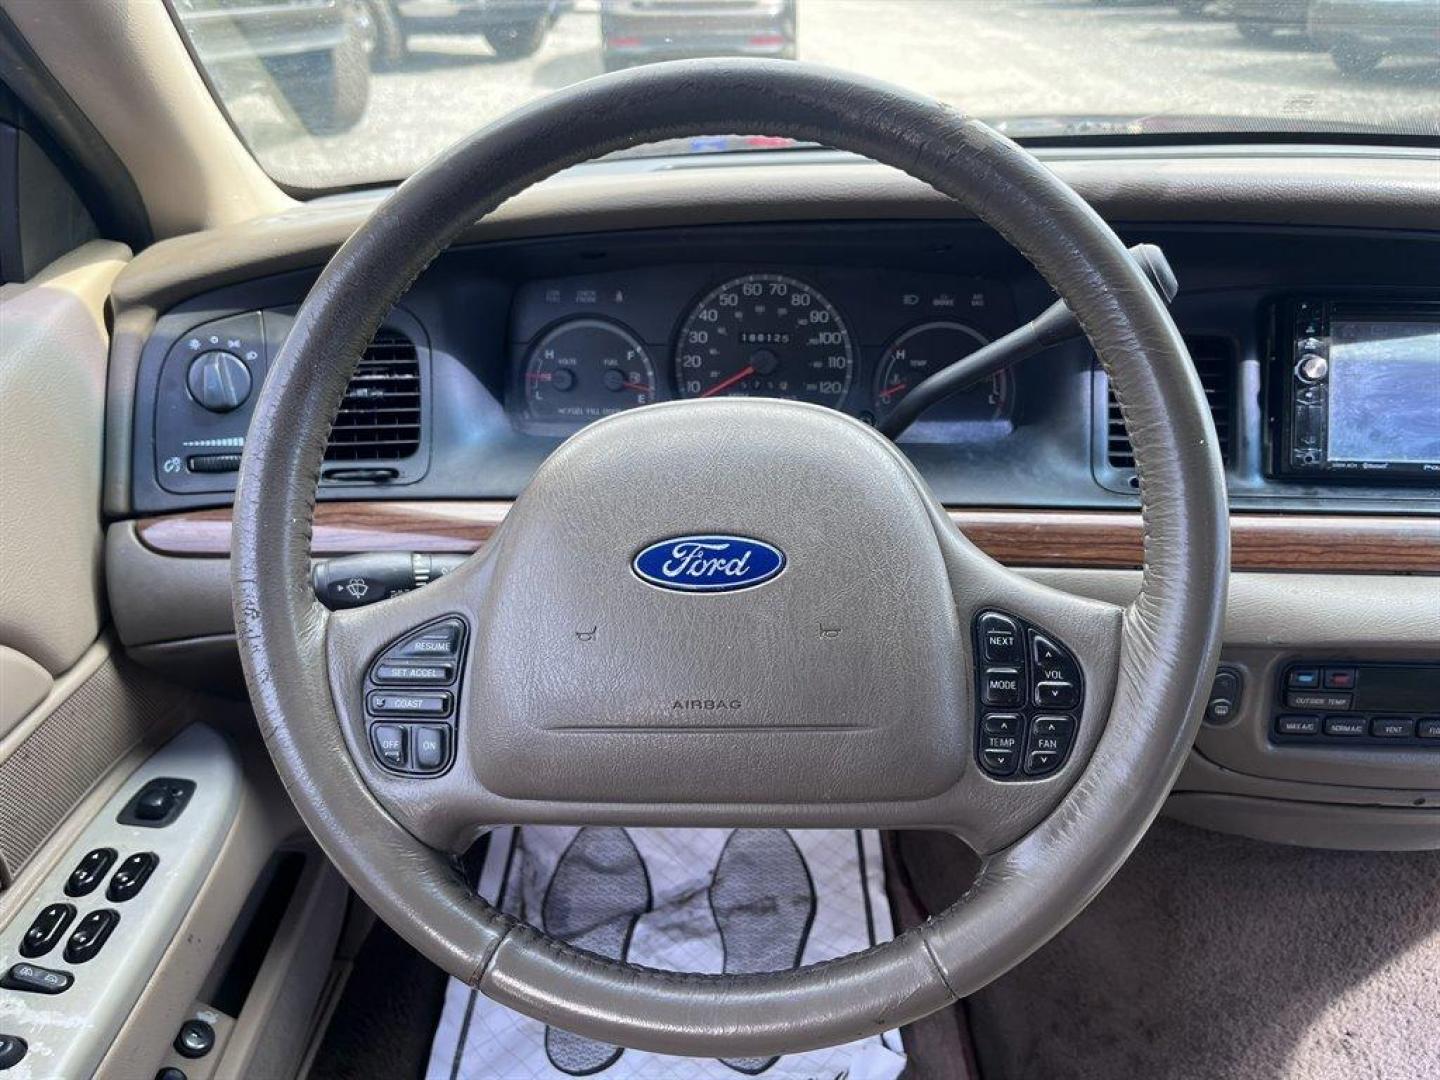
[
  {"left": 325, "top": 330, "right": 421, "bottom": 462},
  {"left": 1107, "top": 336, "right": 1234, "bottom": 471}
]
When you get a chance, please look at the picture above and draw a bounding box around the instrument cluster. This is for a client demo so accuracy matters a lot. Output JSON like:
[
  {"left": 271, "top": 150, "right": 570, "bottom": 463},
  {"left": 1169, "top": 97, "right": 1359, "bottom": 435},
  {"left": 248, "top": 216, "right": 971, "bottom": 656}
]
[{"left": 509, "top": 266, "right": 1020, "bottom": 437}]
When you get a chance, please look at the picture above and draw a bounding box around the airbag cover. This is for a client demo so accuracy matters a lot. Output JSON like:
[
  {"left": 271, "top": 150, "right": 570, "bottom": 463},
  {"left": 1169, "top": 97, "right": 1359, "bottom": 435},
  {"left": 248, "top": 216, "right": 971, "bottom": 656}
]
[{"left": 469, "top": 398, "right": 967, "bottom": 804}]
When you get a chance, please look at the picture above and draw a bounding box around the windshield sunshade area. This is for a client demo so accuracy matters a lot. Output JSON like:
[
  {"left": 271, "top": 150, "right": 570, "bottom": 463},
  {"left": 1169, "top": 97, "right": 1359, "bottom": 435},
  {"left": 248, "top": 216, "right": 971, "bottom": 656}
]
[{"left": 172, "top": 0, "right": 1440, "bottom": 190}]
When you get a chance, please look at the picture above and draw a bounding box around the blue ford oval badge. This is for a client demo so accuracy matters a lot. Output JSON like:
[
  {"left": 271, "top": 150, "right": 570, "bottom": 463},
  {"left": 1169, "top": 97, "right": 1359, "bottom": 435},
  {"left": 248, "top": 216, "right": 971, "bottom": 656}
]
[{"left": 633, "top": 535, "right": 785, "bottom": 593}]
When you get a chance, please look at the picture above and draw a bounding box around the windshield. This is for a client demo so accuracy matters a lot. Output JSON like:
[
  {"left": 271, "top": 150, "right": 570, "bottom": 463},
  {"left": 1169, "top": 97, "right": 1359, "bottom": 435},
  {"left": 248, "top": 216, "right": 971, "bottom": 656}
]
[{"left": 170, "top": 0, "right": 1440, "bottom": 191}]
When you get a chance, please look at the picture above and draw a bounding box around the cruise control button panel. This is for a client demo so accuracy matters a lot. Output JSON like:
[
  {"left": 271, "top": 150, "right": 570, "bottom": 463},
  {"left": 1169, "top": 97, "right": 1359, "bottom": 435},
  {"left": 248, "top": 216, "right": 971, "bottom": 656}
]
[
  {"left": 364, "top": 617, "right": 467, "bottom": 776},
  {"left": 973, "top": 610, "right": 1084, "bottom": 781}
]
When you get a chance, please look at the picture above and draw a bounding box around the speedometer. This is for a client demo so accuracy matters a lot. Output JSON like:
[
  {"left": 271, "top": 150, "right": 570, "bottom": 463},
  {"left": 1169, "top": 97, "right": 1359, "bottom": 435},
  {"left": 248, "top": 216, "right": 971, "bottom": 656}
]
[{"left": 674, "top": 274, "right": 855, "bottom": 409}]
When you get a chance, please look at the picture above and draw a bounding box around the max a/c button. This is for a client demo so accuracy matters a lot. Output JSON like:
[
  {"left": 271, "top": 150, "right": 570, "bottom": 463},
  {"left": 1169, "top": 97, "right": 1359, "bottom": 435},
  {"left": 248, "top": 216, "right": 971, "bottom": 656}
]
[{"left": 1275, "top": 714, "right": 1320, "bottom": 736}]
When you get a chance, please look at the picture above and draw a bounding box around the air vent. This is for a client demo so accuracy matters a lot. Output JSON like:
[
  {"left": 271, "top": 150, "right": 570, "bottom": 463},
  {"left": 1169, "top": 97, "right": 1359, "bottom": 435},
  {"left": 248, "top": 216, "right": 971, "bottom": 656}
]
[
  {"left": 1107, "top": 336, "right": 1234, "bottom": 471},
  {"left": 325, "top": 330, "right": 421, "bottom": 462}
]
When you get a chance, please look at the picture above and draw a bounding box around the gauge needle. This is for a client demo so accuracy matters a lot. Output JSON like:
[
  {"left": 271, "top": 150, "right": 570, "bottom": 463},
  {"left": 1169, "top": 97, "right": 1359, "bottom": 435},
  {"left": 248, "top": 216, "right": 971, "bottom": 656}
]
[
  {"left": 698, "top": 364, "right": 756, "bottom": 398},
  {"left": 878, "top": 381, "right": 907, "bottom": 400},
  {"left": 623, "top": 381, "right": 652, "bottom": 393}
]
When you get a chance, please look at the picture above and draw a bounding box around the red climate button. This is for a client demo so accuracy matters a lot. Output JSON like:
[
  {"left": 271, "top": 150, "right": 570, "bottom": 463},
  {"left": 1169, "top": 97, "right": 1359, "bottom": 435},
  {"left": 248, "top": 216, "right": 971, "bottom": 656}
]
[{"left": 1324, "top": 668, "right": 1358, "bottom": 690}]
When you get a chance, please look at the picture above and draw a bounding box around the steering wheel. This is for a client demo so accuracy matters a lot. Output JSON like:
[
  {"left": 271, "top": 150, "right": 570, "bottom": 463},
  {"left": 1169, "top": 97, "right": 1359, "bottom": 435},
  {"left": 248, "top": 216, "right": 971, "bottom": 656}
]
[{"left": 232, "top": 59, "right": 1227, "bottom": 1057}]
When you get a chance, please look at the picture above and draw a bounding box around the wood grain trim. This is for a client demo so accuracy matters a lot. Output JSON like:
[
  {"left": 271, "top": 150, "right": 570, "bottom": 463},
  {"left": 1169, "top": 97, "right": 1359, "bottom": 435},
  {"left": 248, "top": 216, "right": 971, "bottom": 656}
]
[{"left": 134, "top": 501, "right": 1440, "bottom": 574}]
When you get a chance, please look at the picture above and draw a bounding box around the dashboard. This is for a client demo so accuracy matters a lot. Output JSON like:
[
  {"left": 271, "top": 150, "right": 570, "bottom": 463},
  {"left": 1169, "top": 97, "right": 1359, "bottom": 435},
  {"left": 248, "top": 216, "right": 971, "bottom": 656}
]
[
  {"left": 100, "top": 148, "right": 1440, "bottom": 851},
  {"left": 124, "top": 217, "right": 1440, "bottom": 516}
]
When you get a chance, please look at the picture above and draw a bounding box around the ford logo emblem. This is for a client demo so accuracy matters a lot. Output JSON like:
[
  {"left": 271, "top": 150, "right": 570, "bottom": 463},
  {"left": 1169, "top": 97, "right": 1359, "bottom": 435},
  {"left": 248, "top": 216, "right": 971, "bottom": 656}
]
[{"left": 632, "top": 535, "right": 785, "bottom": 593}]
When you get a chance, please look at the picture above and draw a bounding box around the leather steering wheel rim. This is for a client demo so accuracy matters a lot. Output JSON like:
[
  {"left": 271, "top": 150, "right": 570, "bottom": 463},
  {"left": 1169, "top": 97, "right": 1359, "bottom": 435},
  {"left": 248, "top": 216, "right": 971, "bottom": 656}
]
[{"left": 232, "top": 59, "right": 1228, "bottom": 1058}]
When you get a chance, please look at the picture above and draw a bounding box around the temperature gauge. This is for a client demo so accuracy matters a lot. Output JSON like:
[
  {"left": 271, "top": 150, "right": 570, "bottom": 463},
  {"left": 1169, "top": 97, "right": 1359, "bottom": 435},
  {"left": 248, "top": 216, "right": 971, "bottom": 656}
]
[
  {"left": 523, "top": 319, "right": 656, "bottom": 423},
  {"left": 874, "top": 321, "right": 1012, "bottom": 425}
]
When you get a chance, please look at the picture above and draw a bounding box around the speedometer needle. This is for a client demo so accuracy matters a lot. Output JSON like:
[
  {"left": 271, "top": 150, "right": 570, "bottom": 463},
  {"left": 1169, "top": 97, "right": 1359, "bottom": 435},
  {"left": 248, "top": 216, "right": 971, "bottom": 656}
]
[{"left": 698, "top": 364, "right": 756, "bottom": 398}]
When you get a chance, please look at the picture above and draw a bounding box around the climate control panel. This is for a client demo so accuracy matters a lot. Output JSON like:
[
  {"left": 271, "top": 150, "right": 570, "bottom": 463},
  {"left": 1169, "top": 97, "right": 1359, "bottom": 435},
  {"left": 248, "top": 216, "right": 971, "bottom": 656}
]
[
  {"left": 972, "top": 610, "right": 1084, "bottom": 780},
  {"left": 1272, "top": 661, "right": 1440, "bottom": 749}
]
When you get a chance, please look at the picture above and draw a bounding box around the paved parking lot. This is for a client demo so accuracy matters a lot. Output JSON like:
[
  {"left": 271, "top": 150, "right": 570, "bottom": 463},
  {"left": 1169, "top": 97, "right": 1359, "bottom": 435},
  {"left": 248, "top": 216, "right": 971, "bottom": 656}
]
[{"left": 232, "top": 1, "right": 1440, "bottom": 189}]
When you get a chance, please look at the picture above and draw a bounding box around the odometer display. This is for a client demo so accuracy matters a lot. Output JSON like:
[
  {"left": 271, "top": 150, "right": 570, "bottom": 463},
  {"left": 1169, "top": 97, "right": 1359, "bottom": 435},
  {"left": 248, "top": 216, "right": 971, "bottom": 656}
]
[{"left": 675, "top": 274, "right": 854, "bottom": 408}]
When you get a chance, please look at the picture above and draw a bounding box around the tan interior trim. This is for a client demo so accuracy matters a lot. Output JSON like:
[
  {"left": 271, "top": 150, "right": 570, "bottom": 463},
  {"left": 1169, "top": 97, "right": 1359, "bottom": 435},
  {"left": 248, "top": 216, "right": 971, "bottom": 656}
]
[
  {"left": 133, "top": 502, "right": 1440, "bottom": 574},
  {"left": 0, "top": 645, "right": 52, "bottom": 741},
  {"left": 0, "top": 240, "right": 130, "bottom": 674},
  {"left": 109, "top": 150, "right": 1440, "bottom": 304}
]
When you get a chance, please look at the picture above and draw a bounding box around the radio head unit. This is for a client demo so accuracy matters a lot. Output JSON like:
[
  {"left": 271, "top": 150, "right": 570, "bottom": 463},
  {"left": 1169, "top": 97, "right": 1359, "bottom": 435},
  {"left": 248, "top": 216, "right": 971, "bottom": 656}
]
[{"left": 1277, "top": 299, "right": 1440, "bottom": 482}]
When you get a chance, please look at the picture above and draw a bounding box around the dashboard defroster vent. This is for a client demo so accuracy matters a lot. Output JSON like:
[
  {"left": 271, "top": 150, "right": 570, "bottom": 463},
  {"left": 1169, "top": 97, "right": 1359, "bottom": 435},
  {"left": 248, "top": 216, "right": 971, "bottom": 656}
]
[
  {"left": 325, "top": 330, "right": 421, "bottom": 462},
  {"left": 1106, "top": 336, "right": 1234, "bottom": 471}
]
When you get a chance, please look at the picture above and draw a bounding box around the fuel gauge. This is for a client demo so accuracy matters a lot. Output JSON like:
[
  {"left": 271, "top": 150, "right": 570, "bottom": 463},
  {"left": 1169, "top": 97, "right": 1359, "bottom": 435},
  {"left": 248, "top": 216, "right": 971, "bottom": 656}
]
[{"left": 524, "top": 319, "right": 656, "bottom": 422}]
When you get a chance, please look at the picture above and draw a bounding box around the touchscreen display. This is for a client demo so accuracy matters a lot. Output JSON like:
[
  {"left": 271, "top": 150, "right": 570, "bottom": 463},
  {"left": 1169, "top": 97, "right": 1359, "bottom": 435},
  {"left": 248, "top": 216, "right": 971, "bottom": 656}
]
[{"left": 1326, "top": 318, "right": 1440, "bottom": 465}]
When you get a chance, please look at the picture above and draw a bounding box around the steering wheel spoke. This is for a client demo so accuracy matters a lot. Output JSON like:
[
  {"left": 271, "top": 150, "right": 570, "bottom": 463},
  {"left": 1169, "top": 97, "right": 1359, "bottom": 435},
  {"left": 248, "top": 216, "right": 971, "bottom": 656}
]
[
  {"left": 324, "top": 547, "right": 495, "bottom": 853},
  {"left": 931, "top": 521, "right": 1125, "bottom": 851}
]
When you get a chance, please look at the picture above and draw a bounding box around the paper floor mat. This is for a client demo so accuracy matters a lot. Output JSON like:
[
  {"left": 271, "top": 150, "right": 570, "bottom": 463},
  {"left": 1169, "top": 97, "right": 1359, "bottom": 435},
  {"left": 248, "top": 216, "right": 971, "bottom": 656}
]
[{"left": 427, "top": 827, "right": 906, "bottom": 1080}]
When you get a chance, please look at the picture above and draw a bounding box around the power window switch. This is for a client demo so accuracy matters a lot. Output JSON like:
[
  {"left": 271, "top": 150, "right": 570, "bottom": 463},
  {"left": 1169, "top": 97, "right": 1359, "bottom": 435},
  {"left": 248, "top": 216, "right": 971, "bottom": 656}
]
[
  {"left": 65, "top": 847, "right": 117, "bottom": 897},
  {"left": 64, "top": 909, "right": 120, "bottom": 964},
  {"left": 19, "top": 903, "right": 76, "bottom": 959},
  {"left": 106, "top": 852, "right": 159, "bottom": 902}
]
